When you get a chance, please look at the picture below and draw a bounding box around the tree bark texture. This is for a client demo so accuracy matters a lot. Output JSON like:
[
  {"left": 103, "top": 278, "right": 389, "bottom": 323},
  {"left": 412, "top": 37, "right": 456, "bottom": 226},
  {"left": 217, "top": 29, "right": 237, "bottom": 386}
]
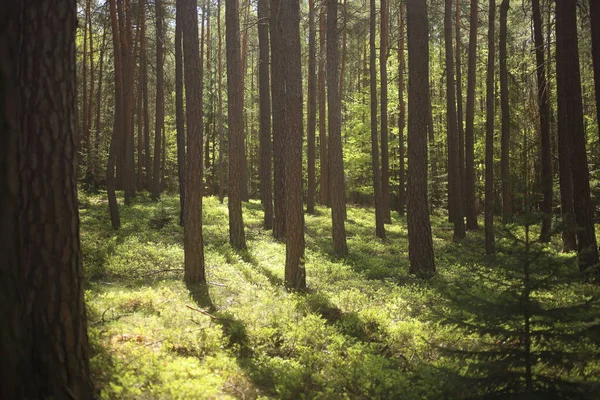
[
  {"left": 152, "top": 0, "right": 165, "bottom": 200},
  {"left": 307, "top": 0, "right": 317, "bottom": 215},
  {"left": 499, "top": 0, "right": 512, "bottom": 219},
  {"left": 485, "top": 0, "right": 496, "bottom": 255}
]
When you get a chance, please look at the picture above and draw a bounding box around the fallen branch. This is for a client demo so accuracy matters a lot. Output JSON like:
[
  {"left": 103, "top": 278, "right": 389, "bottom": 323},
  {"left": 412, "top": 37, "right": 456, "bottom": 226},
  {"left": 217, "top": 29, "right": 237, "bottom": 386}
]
[{"left": 185, "top": 305, "right": 234, "bottom": 322}]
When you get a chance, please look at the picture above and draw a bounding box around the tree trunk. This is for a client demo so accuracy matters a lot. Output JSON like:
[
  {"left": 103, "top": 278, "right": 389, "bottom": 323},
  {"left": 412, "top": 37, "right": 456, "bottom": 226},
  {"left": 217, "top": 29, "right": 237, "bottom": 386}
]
[
  {"left": 556, "top": 0, "right": 599, "bottom": 276},
  {"left": 258, "top": 0, "right": 273, "bottom": 228},
  {"left": 204, "top": 1, "right": 212, "bottom": 196},
  {"left": 485, "top": 0, "right": 496, "bottom": 255},
  {"left": 270, "top": 0, "right": 286, "bottom": 240},
  {"left": 465, "top": 0, "right": 478, "bottom": 230},
  {"left": 445, "top": 0, "right": 466, "bottom": 240},
  {"left": 532, "top": 0, "right": 552, "bottom": 242},
  {"left": 152, "top": 0, "right": 164, "bottom": 200},
  {"left": 176, "top": 0, "right": 186, "bottom": 226},
  {"left": 14, "top": 2, "right": 94, "bottom": 396},
  {"left": 226, "top": 0, "right": 247, "bottom": 249},
  {"left": 240, "top": 1, "right": 250, "bottom": 202},
  {"left": 370, "top": 0, "right": 386, "bottom": 238},
  {"left": 318, "top": 8, "right": 328, "bottom": 207},
  {"left": 271, "top": 0, "right": 307, "bottom": 289},
  {"left": 108, "top": 0, "right": 122, "bottom": 229},
  {"left": 380, "top": 0, "right": 391, "bottom": 223},
  {"left": 455, "top": 0, "right": 465, "bottom": 217},
  {"left": 134, "top": 0, "right": 145, "bottom": 192},
  {"left": 397, "top": 0, "right": 406, "bottom": 216},
  {"left": 182, "top": 0, "right": 206, "bottom": 283},
  {"left": 407, "top": 0, "right": 435, "bottom": 277},
  {"left": 499, "top": 0, "right": 511, "bottom": 219},
  {"left": 218, "top": 0, "right": 225, "bottom": 203},
  {"left": 93, "top": 15, "right": 108, "bottom": 189},
  {"left": 81, "top": 0, "right": 89, "bottom": 165},
  {"left": 306, "top": 0, "right": 317, "bottom": 215},
  {"left": 85, "top": 0, "right": 95, "bottom": 180},
  {"left": 327, "top": 0, "right": 348, "bottom": 256},
  {"left": 141, "top": 1, "right": 151, "bottom": 191}
]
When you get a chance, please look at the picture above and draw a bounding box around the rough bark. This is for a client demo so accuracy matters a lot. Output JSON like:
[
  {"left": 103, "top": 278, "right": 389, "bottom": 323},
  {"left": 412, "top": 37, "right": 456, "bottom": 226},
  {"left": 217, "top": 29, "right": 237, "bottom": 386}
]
[
  {"left": 397, "top": 0, "right": 406, "bottom": 215},
  {"left": 182, "top": 0, "right": 206, "bottom": 283},
  {"left": 258, "top": 0, "right": 273, "bottom": 229},
  {"left": 306, "top": 0, "right": 317, "bottom": 215},
  {"left": 485, "top": 0, "right": 495, "bottom": 255},
  {"left": 12, "top": 2, "right": 94, "bottom": 396},
  {"left": 176, "top": 0, "right": 186, "bottom": 226},
  {"left": 152, "top": 0, "right": 165, "bottom": 200},
  {"left": 556, "top": 0, "right": 599, "bottom": 276},
  {"left": 532, "top": 0, "right": 552, "bottom": 242},
  {"left": 499, "top": 0, "right": 511, "bottom": 219},
  {"left": 380, "top": 0, "right": 391, "bottom": 223},
  {"left": 465, "top": 0, "right": 478, "bottom": 230},
  {"left": 370, "top": 0, "right": 386, "bottom": 238},
  {"left": 270, "top": 0, "right": 286, "bottom": 240},
  {"left": 407, "top": 0, "right": 435, "bottom": 277},
  {"left": 226, "top": 0, "right": 247, "bottom": 249},
  {"left": 445, "top": 0, "right": 466, "bottom": 240},
  {"left": 591, "top": 0, "right": 600, "bottom": 144},
  {"left": 327, "top": 0, "right": 348, "bottom": 256}
]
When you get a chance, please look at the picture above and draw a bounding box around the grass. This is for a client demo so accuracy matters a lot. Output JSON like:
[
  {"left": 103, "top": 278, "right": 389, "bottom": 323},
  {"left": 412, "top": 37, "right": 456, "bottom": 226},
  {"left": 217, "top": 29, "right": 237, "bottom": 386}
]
[{"left": 80, "top": 191, "right": 600, "bottom": 399}]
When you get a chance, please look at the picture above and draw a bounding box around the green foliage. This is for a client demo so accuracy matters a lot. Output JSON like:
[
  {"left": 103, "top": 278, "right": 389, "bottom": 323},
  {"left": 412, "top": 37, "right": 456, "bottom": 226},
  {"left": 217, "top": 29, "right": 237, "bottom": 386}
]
[{"left": 435, "top": 219, "right": 600, "bottom": 398}]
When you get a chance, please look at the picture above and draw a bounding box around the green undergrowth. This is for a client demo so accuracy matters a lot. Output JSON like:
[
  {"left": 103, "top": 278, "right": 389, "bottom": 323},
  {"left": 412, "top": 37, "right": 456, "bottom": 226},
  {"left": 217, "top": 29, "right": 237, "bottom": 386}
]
[{"left": 79, "top": 191, "right": 600, "bottom": 399}]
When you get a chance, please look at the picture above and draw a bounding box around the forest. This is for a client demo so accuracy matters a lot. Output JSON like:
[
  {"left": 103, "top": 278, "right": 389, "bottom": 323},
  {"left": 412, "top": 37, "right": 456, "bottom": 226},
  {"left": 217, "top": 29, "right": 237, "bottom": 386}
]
[{"left": 2, "top": 0, "right": 600, "bottom": 398}]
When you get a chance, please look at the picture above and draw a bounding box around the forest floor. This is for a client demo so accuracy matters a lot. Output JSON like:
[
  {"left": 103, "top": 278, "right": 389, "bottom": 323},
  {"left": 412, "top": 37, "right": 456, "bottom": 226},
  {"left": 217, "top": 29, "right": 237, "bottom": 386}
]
[{"left": 81, "top": 191, "right": 600, "bottom": 399}]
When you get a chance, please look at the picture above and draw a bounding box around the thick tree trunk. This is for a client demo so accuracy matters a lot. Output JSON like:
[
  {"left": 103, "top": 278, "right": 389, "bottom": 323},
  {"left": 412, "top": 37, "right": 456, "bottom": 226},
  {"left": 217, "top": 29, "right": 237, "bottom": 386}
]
[
  {"left": 226, "top": 0, "right": 247, "bottom": 249},
  {"left": 306, "top": 0, "right": 317, "bottom": 215},
  {"left": 556, "top": 0, "right": 599, "bottom": 276},
  {"left": 397, "top": 1, "right": 406, "bottom": 215},
  {"left": 380, "top": 0, "right": 391, "bottom": 223},
  {"left": 270, "top": 0, "right": 286, "bottom": 240},
  {"left": 445, "top": 0, "right": 466, "bottom": 240},
  {"left": 13, "top": 2, "right": 94, "bottom": 396},
  {"left": 532, "top": 0, "right": 552, "bottom": 242},
  {"left": 370, "top": 0, "right": 385, "bottom": 238},
  {"left": 107, "top": 0, "right": 122, "bottom": 229},
  {"left": 499, "top": 0, "right": 511, "bottom": 219},
  {"left": 258, "top": 0, "right": 273, "bottom": 228},
  {"left": 318, "top": 9, "right": 328, "bottom": 207},
  {"left": 182, "top": 0, "right": 206, "bottom": 283},
  {"left": 465, "top": 0, "right": 478, "bottom": 230},
  {"left": 152, "top": 0, "right": 165, "bottom": 200},
  {"left": 327, "top": 0, "right": 349, "bottom": 256},
  {"left": 485, "top": 0, "right": 496, "bottom": 255},
  {"left": 407, "top": 0, "right": 435, "bottom": 277},
  {"left": 271, "top": 0, "right": 307, "bottom": 289},
  {"left": 176, "top": 0, "right": 186, "bottom": 226}
]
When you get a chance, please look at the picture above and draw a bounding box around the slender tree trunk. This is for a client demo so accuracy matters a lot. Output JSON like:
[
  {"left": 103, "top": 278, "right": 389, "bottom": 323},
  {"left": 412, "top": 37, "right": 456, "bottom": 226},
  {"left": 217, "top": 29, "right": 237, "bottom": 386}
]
[
  {"left": 92, "top": 19, "right": 108, "bottom": 187},
  {"left": 218, "top": 0, "right": 225, "bottom": 203},
  {"left": 152, "top": 0, "right": 164, "bottom": 200},
  {"left": 13, "top": 2, "right": 94, "bottom": 396},
  {"left": 204, "top": 1, "right": 212, "bottom": 196},
  {"left": 134, "top": 0, "right": 144, "bottom": 192},
  {"left": 176, "top": 0, "right": 186, "bottom": 226},
  {"left": 85, "top": 0, "right": 95, "bottom": 180},
  {"left": 226, "top": 0, "right": 247, "bottom": 249},
  {"left": 591, "top": 0, "right": 600, "bottom": 144},
  {"left": 455, "top": 0, "right": 465, "bottom": 214},
  {"left": 271, "top": 0, "right": 307, "bottom": 289},
  {"left": 81, "top": 0, "right": 89, "bottom": 165},
  {"left": 533, "top": 0, "right": 552, "bottom": 242},
  {"left": 556, "top": 0, "right": 599, "bottom": 276},
  {"left": 379, "top": 0, "right": 391, "bottom": 223},
  {"left": 445, "top": 0, "right": 466, "bottom": 240},
  {"left": 485, "top": 0, "right": 496, "bottom": 255},
  {"left": 318, "top": 9, "right": 328, "bottom": 207},
  {"left": 499, "top": 0, "right": 511, "bottom": 219},
  {"left": 465, "top": 0, "right": 478, "bottom": 230},
  {"left": 240, "top": 0, "right": 250, "bottom": 202},
  {"left": 407, "top": 0, "right": 435, "bottom": 277},
  {"left": 339, "top": 0, "right": 347, "bottom": 100},
  {"left": 306, "top": 0, "right": 317, "bottom": 215},
  {"left": 107, "top": 0, "right": 122, "bottom": 229},
  {"left": 327, "top": 0, "right": 348, "bottom": 256},
  {"left": 258, "top": 0, "right": 273, "bottom": 228},
  {"left": 141, "top": 1, "right": 151, "bottom": 191},
  {"left": 370, "top": 0, "right": 385, "bottom": 238},
  {"left": 397, "top": 0, "right": 406, "bottom": 215},
  {"left": 271, "top": 0, "right": 286, "bottom": 239},
  {"left": 182, "top": 0, "right": 206, "bottom": 283}
]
